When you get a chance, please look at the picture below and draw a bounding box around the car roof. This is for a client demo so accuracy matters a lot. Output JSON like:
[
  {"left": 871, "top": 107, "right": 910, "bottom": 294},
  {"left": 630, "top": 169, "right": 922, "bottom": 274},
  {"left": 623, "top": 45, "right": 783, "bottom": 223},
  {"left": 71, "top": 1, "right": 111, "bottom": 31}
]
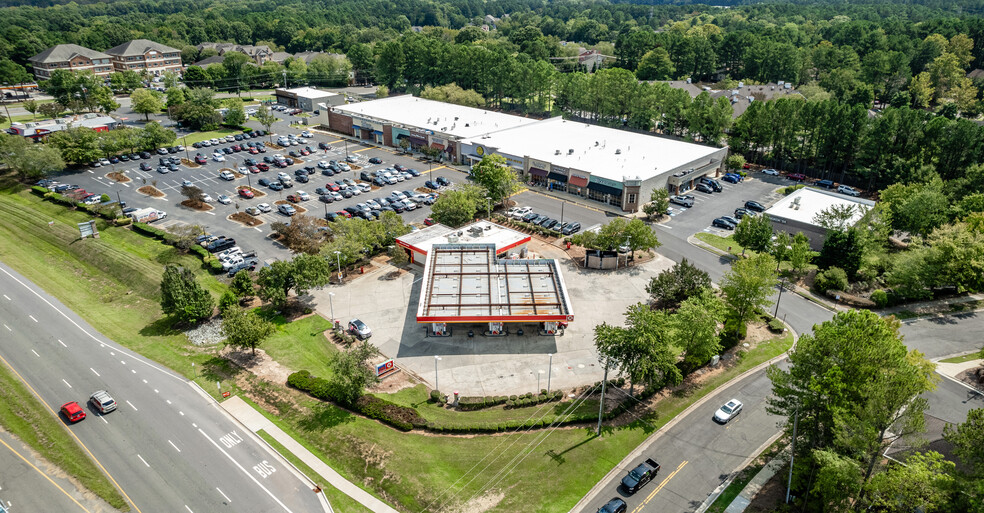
[{"left": 62, "top": 401, "right": 82, "bottom": 412}]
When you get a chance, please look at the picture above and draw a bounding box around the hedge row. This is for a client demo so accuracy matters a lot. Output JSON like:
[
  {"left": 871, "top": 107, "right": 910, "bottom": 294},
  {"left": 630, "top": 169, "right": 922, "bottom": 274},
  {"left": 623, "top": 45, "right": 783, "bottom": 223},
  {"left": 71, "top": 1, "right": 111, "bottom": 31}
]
[
  {"left": 287, "top": 370, "right": 426, "bottom": 431},
  {"left": 131, "top": 222, "right": 223, "bottom": 272},
  {"left": 492, "top": 214, "right": 563, "bottom": 239}
]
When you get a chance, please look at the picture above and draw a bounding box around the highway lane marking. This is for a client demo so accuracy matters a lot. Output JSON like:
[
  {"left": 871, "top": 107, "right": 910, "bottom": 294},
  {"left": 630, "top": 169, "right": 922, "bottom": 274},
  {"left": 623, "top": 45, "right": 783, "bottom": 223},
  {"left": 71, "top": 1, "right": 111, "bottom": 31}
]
[
  {"left": 185, "top": 506, "right": 194, "bottom": 513},
  {"left": 168, "top": 440, "right": 182, "bottom": 453},
  {"left": 3, "top": 294, "right": 9, "bottom": 300},
  {"left": 216, "top": 487, "right": 232, "bottom": 503},
  {"left": 58, "top": 339, "right": 66, "bottom": 347},
  {"left": 631, "top": 460, "right": 689, "bottom": 513},
  {"left": 31, "top": 349, "right": 39, "bottom": 357},
  {"left": 0, "top": 353, "right": 144, "bottom": 513},
  {"left": 90, "top": 368, "right": 101, "bottom": 377},
  {"left": 0, "top": 435, "right": 93, "bottom": 512},
  {"left": 99, "top": 415, "right": 108, "bottom": 424},
  {"left": 137, "top": 454, "right": 150, "bottom": 467},
  {"left": 179, "top": 411, "right": 185, "bottom": 416},
  {"left": 62, "top": 379, "right": 73, "bottom": 389},
  {"left": 28, "top": 315, "right": 37, "bottom": 322},
  {"left": 167, "top": 400, "right": 172, "bottom": 405},
  {"left": 197, "top": 428, "right": 295, "bottom": 512},
  {"left": 126, "top": 400, "right": 138, "bottom": 411},
  {"left": 155, "top": 389, "right": 159, "bottom": 393},
  {"left": 142, "top": 379, "right": 147, "bottom": 383},
  {"left": 3, "top": 324, "right": 9, "bottom": 331},
  {"left": 131, "top": 369, "right": 136, "bottom": 374}
]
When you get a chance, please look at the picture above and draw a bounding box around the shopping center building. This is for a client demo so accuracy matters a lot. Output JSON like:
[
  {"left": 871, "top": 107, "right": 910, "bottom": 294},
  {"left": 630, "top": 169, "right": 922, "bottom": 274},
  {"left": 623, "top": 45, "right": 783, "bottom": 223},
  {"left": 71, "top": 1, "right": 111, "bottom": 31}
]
[{"left": 326, "top": 95, "right": 728, "bottom": 212}]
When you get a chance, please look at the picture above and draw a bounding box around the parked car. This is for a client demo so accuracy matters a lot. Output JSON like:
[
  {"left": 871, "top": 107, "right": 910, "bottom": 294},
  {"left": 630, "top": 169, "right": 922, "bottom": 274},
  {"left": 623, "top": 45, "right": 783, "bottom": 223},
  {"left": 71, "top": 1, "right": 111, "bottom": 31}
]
[
  {"left": 722, "top": 172, "right": 742, "bottom": 183},
  {"left": 712, "top": 217, "right": 736, "bottom": 230},
  {"left": 762, "top": 168, "right": 779, "bottom": 176},
  {"left": 245, "top": 207, "right": 260, "bottom": 215},
  {"left": 787, "top": 173, "right": 807, "bottom": 182},
  {"left": 269, "top": 182, "right": 284, "bottom": 191},
  {"left": 278, "top": 204, "right": 296, "bottom": 216},
  {"left": 700, "top": 177, "right": 723, "bottom": 192},
  {"left": 195, "top": 155, "right": 208, "bottom": 165},
  {"left": 714, "top": 398, "right": 743, "bottom": 423},
  {"left": 89, "top": 390, "right": 117, "bottom": 414},
  {"left": 436, "top": 176, "right": 451, "bottom": 186},
  {"left": 596, "top": 498, "right": 627, "bottom": 513},
  {"left": 424, "top": 180, "right": 440, "bottom": 189},
  {"left": 368, "top": 157, "right": 383, "bottom": 164},
  {"left": 814, "top": 179, "right": 834, "bottom": 189},
  {"left": 670, "top": 195, "right": 695, "bottom": 208},
  {"left": 744, "top": 200, "right": 766, "bottom": 212},
  {"left": 695, "top": 183, "right": 714, "bottom": 194},
  {"left": 837, "top": 185, "right": 860, "bottom": 197},
  {"left": 60, "top": 401, "right": 87, "bottom": 423},
  {"left": 257, "top": 203, "right": 272, "bottom": 213},
  {"left": 217, "top": 194, "right": 232, "bottom": 204},
  {"left": 561, "top": 222, "right": 582, "bottom": 235},
  {"left": 219, "top": 170, "right": 235, "bottom": 181},
  {"left": 348, "top": 318, "right": 372, "bottom": 339},
  {"left": 733, "top": 207, "right": 757, "bottom": 219}
]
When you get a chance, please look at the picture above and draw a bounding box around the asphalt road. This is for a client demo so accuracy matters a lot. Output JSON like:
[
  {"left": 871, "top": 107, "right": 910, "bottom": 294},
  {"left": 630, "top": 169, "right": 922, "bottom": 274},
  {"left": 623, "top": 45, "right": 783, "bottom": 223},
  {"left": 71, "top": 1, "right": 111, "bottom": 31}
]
[
  {"left": 0, "top": 429, "right": 106, "bottom": 512},
  {"left": 0, "top": 263, "right": 325, "bottom": 513}
]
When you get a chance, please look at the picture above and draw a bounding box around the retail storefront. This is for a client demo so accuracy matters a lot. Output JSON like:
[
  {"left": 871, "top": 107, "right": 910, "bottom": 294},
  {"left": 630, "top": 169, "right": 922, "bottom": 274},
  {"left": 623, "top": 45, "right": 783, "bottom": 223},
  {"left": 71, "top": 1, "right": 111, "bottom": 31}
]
[
  {"left": 547, "top": 164, "right": 568, "bottom": 192},
  {"left": 408, "top": 129, "right": 428, "bottom": 150},
  {"left": 352, "top": 117, "right": 384, "bottom": 144},
  {"left": 587, "top": 176, "right": 623, "bottom": 207},
  {"left": 567, "top": 172, "right": 590, "bottom": 198}
]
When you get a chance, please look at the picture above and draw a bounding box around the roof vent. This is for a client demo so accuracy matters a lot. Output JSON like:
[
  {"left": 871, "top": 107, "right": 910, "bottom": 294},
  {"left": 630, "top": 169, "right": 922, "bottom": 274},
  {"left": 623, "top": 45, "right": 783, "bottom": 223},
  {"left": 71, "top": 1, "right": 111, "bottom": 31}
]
[
  {"left": 555, "top": 149, "right": 561, "bottom": 155},
  {"left": 595, "top": 141, "right": 599, "bottom": 146},
  {"left": 615, "top": 149, "right": 621, "bottom": 155},
  {"left": 568, "top": 149, "right": 574, "bottom": 154},
  {"left": 454, "top": 116, "right": 459, "bottom": 121},
  {"left": 465, "top": 123, "right": 470, "bottom": 127}
]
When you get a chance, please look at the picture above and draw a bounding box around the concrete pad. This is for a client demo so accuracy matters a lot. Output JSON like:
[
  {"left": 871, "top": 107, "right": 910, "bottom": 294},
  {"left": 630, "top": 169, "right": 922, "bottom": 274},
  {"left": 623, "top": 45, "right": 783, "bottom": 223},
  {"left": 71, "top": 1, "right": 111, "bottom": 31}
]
[{"left": 310, "top": 251, "right": 675, "bottom": 396}]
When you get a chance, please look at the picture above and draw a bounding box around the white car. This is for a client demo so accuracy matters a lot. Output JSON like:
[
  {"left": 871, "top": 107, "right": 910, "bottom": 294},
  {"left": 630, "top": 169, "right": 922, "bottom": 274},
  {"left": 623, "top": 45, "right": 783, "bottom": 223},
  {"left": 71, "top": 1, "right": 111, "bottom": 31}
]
[
  {"left": 278, "top": 204, "right": 296, "bottom": 216},
  {"left": 217, "top": 247, "right": 243, "bottom": 262},
  {"left": 837, "top": 185, "right": 861, "bottom": 197},
  {"left": 182, "top": 179, "right": 194, "bottom": 187},
  {"left": 346, "top": 155, "right": 358, "bottom": 163},
  {"left": 217, "top": 194, "right": 231, "bottom": 204},
  {"left": 219, "top": 171, "right": 235, "bottom": 181},
  {"left": 257, "top": 203, "right": 272, "bottom": 213},
  {"left": 154, "top": 210, "right": 167, "bottom": 220},
  {"left": 301, "top": 131, "right": 312, "bottom": 138},
  {"left": 296, "top": 190, "right": 310, "bottom": 201},
  {"left": 201, "top": 194, "right": 214, "bottom": 203},
  {"left": 762, "top": 168, "right": 779, "bottom": 176},
  {"left": 318, "top": 160, "right": 330, "bottom": 169},
  {"left": 403, "top": 200, "right": 417, "bottom": 210},
  {"left": 212, "top": 154, "right": 226, "bottom": 162},
  {"left": 714, "top": 399, "right": 743, "bottom": 423},
  {"left": 356, "top": 182, "right": 371, "bottom": 193},
  {"left": 209, "top": 138, "right": 220, "bottom": 145},
  {"left": 277, "top": 171, "right": 290, "bottom": 181},
  {"left": 238, "top": 166, "right": 249, "bottom": 174}
]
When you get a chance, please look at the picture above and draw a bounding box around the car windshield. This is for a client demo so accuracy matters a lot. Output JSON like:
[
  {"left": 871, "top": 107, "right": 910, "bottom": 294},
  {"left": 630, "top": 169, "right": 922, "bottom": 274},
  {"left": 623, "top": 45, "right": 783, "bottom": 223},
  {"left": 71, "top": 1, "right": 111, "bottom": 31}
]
[
  {"left": 352, "top": 320, "right": 366, "bottom": 330},
  {"left": 721, "top": 404, "right": 735, "bottom": 414},
  {"left": 629, "top": 467, "right": 645, "bottom": 479}
]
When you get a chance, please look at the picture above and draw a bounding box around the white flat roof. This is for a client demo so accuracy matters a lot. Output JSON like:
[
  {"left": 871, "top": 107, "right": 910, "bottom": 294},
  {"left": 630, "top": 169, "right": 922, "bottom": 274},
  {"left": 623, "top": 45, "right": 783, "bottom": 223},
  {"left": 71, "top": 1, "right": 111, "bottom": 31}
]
[
  {"left": 277, "top": 87, "right": 338, "bottom": 100},
  {"left": 332, "top": 95, "right": 537, "bottom": 139},
  {"left": 765, "top": 187, "right": 875, "bottom": 226},
  {"left": 396, "top": 220, "right": 530, "bottom": 256},
  {"left": 462, "top": 117, "right": 723, "bottom": 182}
]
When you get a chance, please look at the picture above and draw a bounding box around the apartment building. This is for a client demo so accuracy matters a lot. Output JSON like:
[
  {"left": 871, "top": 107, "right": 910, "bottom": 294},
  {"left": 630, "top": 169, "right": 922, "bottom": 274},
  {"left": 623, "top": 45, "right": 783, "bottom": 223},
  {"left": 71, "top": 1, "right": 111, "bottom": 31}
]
[
  {"left": 104, "top": 39, "right": 182, "bottom": 76},
  {"left": 196, "top": 42, "right": 273, "bottom": 65},
  {"left": 28, "top": 44, "right": 113, "bottom": 81}
]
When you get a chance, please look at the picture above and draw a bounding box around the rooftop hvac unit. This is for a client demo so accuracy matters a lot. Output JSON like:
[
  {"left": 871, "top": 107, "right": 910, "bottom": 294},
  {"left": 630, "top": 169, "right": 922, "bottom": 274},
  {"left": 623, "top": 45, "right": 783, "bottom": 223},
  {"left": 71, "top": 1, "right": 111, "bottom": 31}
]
[
  {"left": 615, "top": 149, "right": 621, "bottom": 154},
  {"left": 595, "top": 141, "right": 599, "bottom": 146},
  {"left": 465, "top": 123, "right": 470, "bottom": 127},
  {"left": 568, "top": 149, "right": 574, "bottom": 154},
  {"left": 454, "top": 116, "right": 459, "bottom": 121},
  {"left": 555, "top": 149, "right": 561, "bottom": 155},
  {"left": 447, "top": 234, "right": 459, "bottom": 243}
]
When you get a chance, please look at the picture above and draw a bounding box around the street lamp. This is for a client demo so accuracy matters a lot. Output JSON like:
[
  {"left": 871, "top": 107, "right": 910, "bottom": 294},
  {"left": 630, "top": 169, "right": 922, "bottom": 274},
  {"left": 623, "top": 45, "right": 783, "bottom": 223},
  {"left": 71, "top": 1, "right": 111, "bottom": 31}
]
[
  {"left": 546, "top": 353, "right": 553, "bottom": 394},
  {"left": 434, "top": 355, "right": 442, "bottom": 393},
  {"left": 182, "top": 135, "right": 189, "bottom": 161},
  {"left": 334, "top": 250, "right": 342, "bottom": 284},
  {"left": 774, "top": 276, "right": 786, "bottom": 318},
  {"left": 328, "top": 292, "right": 336, "bottom": 328}
]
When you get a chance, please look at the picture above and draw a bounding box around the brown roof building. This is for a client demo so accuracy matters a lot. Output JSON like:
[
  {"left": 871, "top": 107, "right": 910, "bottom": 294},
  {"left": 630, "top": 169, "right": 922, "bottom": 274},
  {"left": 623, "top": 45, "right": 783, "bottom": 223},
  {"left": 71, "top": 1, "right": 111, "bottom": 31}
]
[
  {"left": 28, "top": 44, "right": 113, "bottom": 81},
  {"left": 105, "top": 39, "right": 182, "bottom": 76}
]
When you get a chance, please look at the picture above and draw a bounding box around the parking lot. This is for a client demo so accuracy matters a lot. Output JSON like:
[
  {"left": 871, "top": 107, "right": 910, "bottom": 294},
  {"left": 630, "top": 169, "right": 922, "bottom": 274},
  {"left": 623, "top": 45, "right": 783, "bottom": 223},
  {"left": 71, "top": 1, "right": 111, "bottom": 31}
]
[
  {"left": 660, "top": 172, "right": 789, "bottom": 237},
  {"left": 49, "top": 116, "right": 465, "bottom": 265}
]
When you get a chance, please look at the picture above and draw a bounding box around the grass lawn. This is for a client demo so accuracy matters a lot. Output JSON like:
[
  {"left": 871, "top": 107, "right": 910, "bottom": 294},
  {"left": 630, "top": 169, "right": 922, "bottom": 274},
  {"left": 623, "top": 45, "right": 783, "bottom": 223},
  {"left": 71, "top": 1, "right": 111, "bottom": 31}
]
[
  {"left": 0, "top": 357, "right": 128, "bottom": 510},
  {"left": 694, "top": 233, "right": 816, "bottom": 273},
  {"left": 259, "top": 313, "right": 338, "bottom": 379},
  {"left": 243, "top": 94, "right": 275, "bottom": 104},
  {"left": 940, "top": 353, "right": 982, "bottom": 364},
  {"left": 256, "top": 429, "right": 373, "bottom": 513},
  {"left": 0, "top": 180, "right": 227, "bottom": 381},
  {"left": 242, "top": 332, "right": 795, "bottom": 513},
  {"left": 180, "top": 128, "right": 243, "bottom": 146}
]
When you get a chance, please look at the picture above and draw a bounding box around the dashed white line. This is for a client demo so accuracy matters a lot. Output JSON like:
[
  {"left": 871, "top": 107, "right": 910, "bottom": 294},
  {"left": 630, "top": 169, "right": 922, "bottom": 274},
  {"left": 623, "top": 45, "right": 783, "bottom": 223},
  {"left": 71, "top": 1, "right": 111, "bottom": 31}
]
[
  {"left": 120, "top": 360, "right": 125, "bottom": 365},
  {"left": 2, "top": 294, "right": 9, "bottom": 300},
  {"left": 99, "top": 415, "right": 108, "bottom": 424},
  {"left": 3, "top": 324, "right": 9, "bottom": 331},
  {"left": 179, "top": 411, "right": 184, "bottom": 416},
  {"left": 168, "top": 440, "right": 182, "bottom": 452},
  {"left": 90, "top": 368, "right": 101, "bottom": 377},
  {"left": 58, "top": 339, "right": 67, "bottom": 347},
  {"left": 62, "top": 379, "right": 72, "bottom": 389},
  {"left": 216, "top": 488, "right": 231, "bottom": 503},
  {"left": 166, "top": 399, "right": 172, "bottom": 405},
  {"left": 142, "top": 379, "right": 148, "bottom": 383},
  {"left": 254, "top": 227, "right": 261, "bottom": 232},
  {"left": 126, "top": 400, "right": 138, "bottom": 411},
  {"left": 137, "top": 454, "right": 150, "bottom": 467},
  {"left": 28, "top": 315, "right": 38, "bottom": 322},
  {"left": 185, "top": 505, "right": 194, "bottom": 513},
  {"left": 31, "top": 349, "right": 40, "bottom": 357},
  {"left": 131, "top": 369, "right": 136, "bottom": 374},
  {"left": 205, "top": 212, "right": 216, "bottom": 216},
  {"left": 154, "top": 389, "right": 159, "bottom": 393}
]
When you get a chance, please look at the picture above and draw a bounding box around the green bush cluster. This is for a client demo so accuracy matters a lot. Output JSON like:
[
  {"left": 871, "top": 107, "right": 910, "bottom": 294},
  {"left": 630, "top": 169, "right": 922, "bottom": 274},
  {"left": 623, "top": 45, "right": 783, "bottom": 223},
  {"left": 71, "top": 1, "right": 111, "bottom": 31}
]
[
  {"left": 457, "top": 395, "right": 509, "bottom": 411},
  {"left": 767, "top": 317, "right": 785, "bottom": 333},
  {"left": 870, "top": 289, "right": 889, "bottom": 308},
  {"left": 425, "top": 409, "right": 597, "bottom": 434},
  {"left": 815, "top": 267, "right": 849, "bottom": 293},
  {"left": 287, "top": 370, "right": 425, "bottom": 432},
  {"left": 429, "top": 389, "right": 444, "bottom": 403},
  {"left": 720, "top": 316, "right": 748, "bottom": 350},
  {"left": 780, "top": 184, "right": 806, "bottom": 195},
  {"left": 31, "top": 185, "right": 49, "bottom": 196},
  {"left": 503, "top": 390, "right": 563, "bottom": 408}
]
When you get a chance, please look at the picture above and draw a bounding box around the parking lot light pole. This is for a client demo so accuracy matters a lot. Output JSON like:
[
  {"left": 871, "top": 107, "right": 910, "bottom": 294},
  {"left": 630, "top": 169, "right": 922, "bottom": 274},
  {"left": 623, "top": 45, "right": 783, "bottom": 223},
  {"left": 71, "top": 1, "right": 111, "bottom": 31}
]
[
  {"left": 328, "top": 292, "right": 336, "bottom": 326},
  {"left": 334, "top": 250, "right": 342, "bottom": 284},
  {"left": 183, "top": 136, "right": 190, "bottom": 160},
  {"left": 546, "top": 353, "right": 553, "bottom": 394},
  {"left": 434, "top": 355, "right": 441, "bottom": 393},
  {"left": 774, "top": 277, "right": 786, "bottom": 318}
]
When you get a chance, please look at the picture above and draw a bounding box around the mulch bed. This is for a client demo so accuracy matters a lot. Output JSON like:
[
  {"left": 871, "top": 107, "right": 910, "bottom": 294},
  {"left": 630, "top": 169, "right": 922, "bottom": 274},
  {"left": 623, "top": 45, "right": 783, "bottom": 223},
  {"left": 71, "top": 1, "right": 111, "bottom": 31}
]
[
  {"left": 958, "top": 366, "right": 984, "bottom": 392},
  {"left": 181, "top": 159, "right": 200, "bottom": 168},
  {"left": 180, "top": 199, "right": 213, "bottom": 211},
  {"left": 106, "top": 171, "right": 130, "bottom": 183},
  {"left": 229, "top": 212, "right": 263, "bottom": 227},
  {"left": 239, "top": 186, "right": 266, "bottom": 198},
  {"left": 137, "top": 186, "right": 164, "bottom": 198}
]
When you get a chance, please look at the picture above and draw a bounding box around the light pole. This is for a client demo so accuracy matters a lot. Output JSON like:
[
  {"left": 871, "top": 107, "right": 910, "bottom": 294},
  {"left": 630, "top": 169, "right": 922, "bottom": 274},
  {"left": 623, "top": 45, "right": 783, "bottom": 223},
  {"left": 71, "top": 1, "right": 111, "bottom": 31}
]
[
  {"left": 334, "top": 250, "right": 342, "bottom": 284},
  {"left": 328, "top": 292, "right": 336, "bottom": 328},
  {"left": 434, "top": 355, "right": 442, "bottom": 393},
  {"left": 546, "top": 353, "right": 553, "bottom": 394},
  {"left": 559, "top": 201, "right": 565, "bottom": 227},
  {"left": 183, "top": 135, "right": 189, "bottom": 161},
  {"left": 485, "top": 196, "right": 491, "bottom": 219},
  {"left": 774, "top": 276, "right": 786, "bottom": 318}
]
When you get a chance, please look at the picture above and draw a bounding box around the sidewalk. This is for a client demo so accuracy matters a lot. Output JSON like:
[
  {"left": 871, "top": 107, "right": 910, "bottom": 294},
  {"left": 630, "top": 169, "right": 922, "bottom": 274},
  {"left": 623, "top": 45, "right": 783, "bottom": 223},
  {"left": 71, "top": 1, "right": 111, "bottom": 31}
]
[
  {"left": 220, "top": 395, "right": 400, "bottom": 513},
  {"left": 724, "top": 449, "right": 789, "bottom": 513}
]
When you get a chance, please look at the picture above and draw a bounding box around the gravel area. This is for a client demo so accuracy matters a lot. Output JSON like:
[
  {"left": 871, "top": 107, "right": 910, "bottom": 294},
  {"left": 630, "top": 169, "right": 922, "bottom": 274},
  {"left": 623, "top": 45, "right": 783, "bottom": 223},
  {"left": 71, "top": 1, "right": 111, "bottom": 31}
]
[{"left": 186, "top": 318, "right": 226, "bottom": 346}]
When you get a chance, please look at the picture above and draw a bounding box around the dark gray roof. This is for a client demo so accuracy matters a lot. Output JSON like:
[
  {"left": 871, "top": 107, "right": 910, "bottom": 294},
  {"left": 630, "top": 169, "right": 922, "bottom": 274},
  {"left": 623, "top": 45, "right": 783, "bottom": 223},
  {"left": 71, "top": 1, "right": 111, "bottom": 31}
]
[
  {"left": 29, "top": 44, "right": 110, "bottom": 63},
  {"left": 105, "top": 39, "right": 179, "bottom": 57},
  {"left": 192, "top": 55, "right": 226, "bottom": 67}
]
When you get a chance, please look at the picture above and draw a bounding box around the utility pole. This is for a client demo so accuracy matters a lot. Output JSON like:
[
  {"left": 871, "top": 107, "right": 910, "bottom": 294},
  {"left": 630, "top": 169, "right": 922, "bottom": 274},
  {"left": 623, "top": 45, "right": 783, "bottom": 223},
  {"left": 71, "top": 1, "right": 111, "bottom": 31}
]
[
  {"left": 774, "top": 277, "right": 785, "bottom": 318},
  {"left": 596, "top": 364, "right": 608, "bottom": 436},
  {"left": 785, "top": 407, "right": 799, "bottom": 504}
]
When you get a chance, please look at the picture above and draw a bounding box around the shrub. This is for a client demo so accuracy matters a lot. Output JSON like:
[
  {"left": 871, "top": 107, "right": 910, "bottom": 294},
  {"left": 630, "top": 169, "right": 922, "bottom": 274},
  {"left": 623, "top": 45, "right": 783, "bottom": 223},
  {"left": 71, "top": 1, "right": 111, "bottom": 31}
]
[
  {"left": 207, "top": 259, "right": 225, "bottom": 273},
  {"left": 767, "top": 317, "right": 785, "bottom": 333},
  {"left": 31, "top": 185, "right": 49, "bottom": 196},
  {"left": 814, "top": 267, "right": 849, "bottom": 293},
  {"left": 870, "top": 289, "right": 889, "bottom": 308},
  {"left": 430, "top": 389, "right": 443, "bottom": 403},
  {"left": 537, "top": 394, "right": 547, "bottom": 403},
  {"left": 287, "top": 370, "right": 424, "bottom": 431},
  {"left": 721, "top": 316, "right": 748, "bottom": 350},
  {"left": 218, "top": 290, "right": 238, "bottom": 313},
  {"left": 509, "top": 395, "right": 517, "bottom": 401}
]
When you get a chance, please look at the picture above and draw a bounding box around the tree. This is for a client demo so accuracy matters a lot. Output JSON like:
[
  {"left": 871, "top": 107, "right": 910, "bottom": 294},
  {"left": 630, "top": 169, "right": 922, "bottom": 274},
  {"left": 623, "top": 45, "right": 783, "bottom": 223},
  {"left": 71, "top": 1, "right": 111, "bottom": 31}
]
[
  {"left": 222, "top": 52, "right": 251, "bottom": 95},
  {"left": 165, "top": 224, "right": 204, "bottom": 251},
  {"left": 594, "top": 303, "right": 680, "bottom": 395},
  {"left": 635, "top": 48, "right": 675, "bottom": 81},
  {"left": 470, "top": 153, "right": 520, "bottom": 206},
  {"left": 37, "top": 102, "right": 63, "bottom": 120},
  {"left": 271, "top": 214, "right": 327, "bottom": 254},
  {"left": 646, "top": 258, "right": 712, "bottom": 310},
  {"left": 221, "top": 306, "right": 274, "bottom": 356},
  {"left": 47, "top": 126, "right": 102, "bottom": 164},
  {"left": 643, "top": 188, "right": 669, "bottom": 221},
  {"left": 733, "top": 214, "right": 773, "bottom": 255},
  {"left": 720, "top": 253, "right": 777, "bottom": 333},
  {"left": 725, "top": 154, "right": 746, "bottom": 171},
  {"left": 165, "top": 87, "right": 186, "bottom": 111},
  {"left": 420, "top": 83, "right": 486, "bottom": 108},
  {"left": 22, "top": 99, "right": 38, "bottom": 121},
  {"left": 818, "top": 228, "right": 864, "bottom": 280},
  {"left": 139, "top": 121, "right": 176, "bottom": 151},
  {"left": 180, "top": 184, "right": 205, "bottom": 206},
  {"left": 944, "top": 408, "right": 984, "bottom": 476},
  {"left": 253, "top": 106, "right": 277, "bottom": 143},
  {"left": 770, "top": 232, "right": 792, "bottom": 270},
  {"left": 326, "top": 341, "right": 381, "bottom": 404},
  {"left": 223, "top": 98, "right": 246, "bottom": 127},
  {"left": 230, "top": 270, "right": 254, "bottom": 301},
  {"left": 0, "top": 134, "right": 65, "bottom": 180},
  {"left": 594, "top": 218, "right": 661, "bottom": 254},
  {"left": 159, "top": 265, "right": 214, "bottom": 324},
  {"left": 671, "top": 289, "right": 724, "bottom": 372},
  {"left": 862, "top": 452, "right": 957, "bottom": 512},
  {"left": 788, "top": 232, "right": 815, "bottom": 275},
  {"left": 174, "top": 87, "right": 221, "bottom": 131},
  {"left": 430, "top": 189, "right": 478, "bottom": 227},
  {"left": 256, "top": 254, "right": 332, "bottom": 309},
  {"left": 376, "top": 85, "right": 389, "bottom": 98}
]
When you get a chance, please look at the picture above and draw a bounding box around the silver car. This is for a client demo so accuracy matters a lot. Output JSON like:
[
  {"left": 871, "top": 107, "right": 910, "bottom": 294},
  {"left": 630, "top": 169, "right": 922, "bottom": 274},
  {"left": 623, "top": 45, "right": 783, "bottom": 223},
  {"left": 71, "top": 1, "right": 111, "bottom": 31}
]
[
  {"left": 90, "top": 390, "right": 117, "bottom": 414},
  {"left": 348, "top": 318, "right": 371, "bottom": 339},
  {"left": 714, "top": 399, "right": 743, "bottom": 423}
]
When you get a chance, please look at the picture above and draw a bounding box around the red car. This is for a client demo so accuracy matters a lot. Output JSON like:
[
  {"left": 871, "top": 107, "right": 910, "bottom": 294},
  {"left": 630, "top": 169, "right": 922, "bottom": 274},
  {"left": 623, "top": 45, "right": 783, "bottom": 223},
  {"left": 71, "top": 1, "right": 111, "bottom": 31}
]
[
  {"left": 326, "top": 183, "right": 340, "bottom": 192},
  {"left": 194, "top": 155, "right": 208, "bottom": 164},
  {"left": 256, "top": 163, "right": 270, "bottom": 171},
  {"left": 424, "top": 217, "right": 436, "bottom": 226},
  {"left": 231, "top": 145, "right": 242, "bottom": 152},
  {"left": 61, "top": 401, "right": 86, "bottom": 423},
  {"left": 787, "top": 173, "right": 807, "bottom": 182},
  {"left": 335, "top": 210, "right": 352, "bottom": 218},
  {"left": 275, "top": 160, "right": 289, "bottom": 168},
  {"left": 238, "top": 188, "right": 254, "bottom": 199},
  {"left": 287, "top": 194, "right": 301, "bottom": 203},
  {"left": 300, "top": 148, "right": 311, "bottom": 156},
  {"left": 247, "top": 165, "right": 259, "bottom": 173},
  {"left": 248, "top": 147, "right": 259, "bottom": 154}
]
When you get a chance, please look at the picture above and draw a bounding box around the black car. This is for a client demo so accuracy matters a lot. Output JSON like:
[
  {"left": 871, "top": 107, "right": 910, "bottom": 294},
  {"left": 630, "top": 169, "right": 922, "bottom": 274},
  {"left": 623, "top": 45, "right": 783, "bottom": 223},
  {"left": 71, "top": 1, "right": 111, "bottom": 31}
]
[
  {"left": 734, "top": 207, "right": 757, "bottom": 219},
  {"left": 264, "top": 156, "right": 275, "bottom": 164},
  {"left": 407, "top": 168, "right": 421, "bottom": 177},
  {"left": 245, "top": 158, "right": 258, "bottom": 166},
  {"left": 258, "top": 178, "right": 271, "bottom": 187},
  {"left": 695, "top": 183, "right": 714, "bottom": 194},
  {"left": 744, "top": 200, "right": 766, "bottom": 212},
  {"left": 424, "top": 180, "right": 440, "bottom": 189},
  {"left": 542, "top": 218, "right": 559, "bottom": 230},
  {"left": 390, "top": 201, "right": 405, "bottom": 213},
  {"left": 325, "top": 212, "right": 338, "bottom": 221},
  {"left": 140, "top": 162, "right": 152, "bottom": 171},
  {"left": 319, "top": 194, "right": 335, "bottom": 203},
  {"left": 815, "top": 179, "right": 835, "bottom": 189},
  {"left": 323, "top": 168, "right": 336, "bottom": 177},
  {"left": 207, "top": 238, "right": 236, "bottom": 253},
  {"left": 234, "top": 134, "right": 244, "bottom": 141},
  {"left": 522, "top": 212, "right": 539, "bottom": 222},
  {"left": 288, "top": 151, "right": 299, "bottom": 158},
  {"left": 435, "top": 176, "right": 450, "bottom": 186},
  {"left": 223, "top": 147, "right": 234, "bottom": 154},
  {"left": 700, "top": 177, "right": 723, "bottom": 192},
  {"left": 562, "top": 222, "right": 581, "bottom": 235},
  {"left": 368, "top": 157, "right": 383, "bottom": 164},
  {"left": 296, "top": 174, "right": 309, "bottom": 183},
  {"left": 139, "top": 151, "right": 151, "bottom": 159},
  {"left": 318, "top": 142, "right": 329, "bottom": 150},
  {"left": 596, "top": 498, "right": 627, "bottom": 513},
  {"left": 192, "top": 142, "right": 202, "bottom": 148},
  {"left": 713, "top": 217, "right": 736, "bottom": 230}
]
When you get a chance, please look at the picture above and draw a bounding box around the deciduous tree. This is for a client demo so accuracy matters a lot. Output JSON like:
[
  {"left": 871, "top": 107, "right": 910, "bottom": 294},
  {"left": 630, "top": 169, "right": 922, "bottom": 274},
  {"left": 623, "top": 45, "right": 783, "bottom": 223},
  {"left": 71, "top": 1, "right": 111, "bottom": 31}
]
[
  {"left": 430, "top": 189, "right": 478, "bottom": 227},
  {"left": 271, "top": 214, "right": 327, "bottom": 254},
  {"left": 720, "top": 253, "right": 777, "bottom": 332},
  {"left": 671, "top": 289, "right": 724, "bottom": 372},
  {"left": 256, "top": 254, "right": 332, "bottom": 309},
  {"left": 160, "top": 265, "right": 214, "bottom": 324},
  {"left": 221, "top": 306, "right": 274, "bottom": 356},
  {"left": 646, "top": 258, "right": 711, "bottom": 310},
  {"left": 733, "top": 214, "right": 773, "bottom": 254},
  {"left": 470, "top": 153, "right": 520, "bottom": 207},
  {"left": 327, "top": 341, "right": 381, "bottom": 404},
  {"left": 0, "top": 134, "right": 64, "bottom": 180}
]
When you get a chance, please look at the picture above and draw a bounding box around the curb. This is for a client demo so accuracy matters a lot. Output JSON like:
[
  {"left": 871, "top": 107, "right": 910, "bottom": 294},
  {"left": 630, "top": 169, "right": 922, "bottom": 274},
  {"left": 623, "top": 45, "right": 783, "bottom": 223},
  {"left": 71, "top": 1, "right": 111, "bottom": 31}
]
[
  {"left": 694, "top": 433, "right": 786, "bottom": 513},
  {"left": 570, "top": 323, "right": 798, "bottom": 513}
]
